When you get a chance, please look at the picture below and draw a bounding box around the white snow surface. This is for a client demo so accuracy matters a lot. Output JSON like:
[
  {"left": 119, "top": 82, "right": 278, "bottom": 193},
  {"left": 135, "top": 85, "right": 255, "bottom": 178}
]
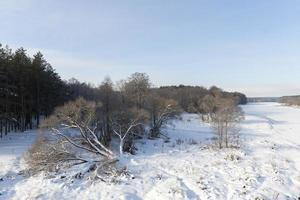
[{"left": 0, "top": 102, "right": 300, "bottom": 200}]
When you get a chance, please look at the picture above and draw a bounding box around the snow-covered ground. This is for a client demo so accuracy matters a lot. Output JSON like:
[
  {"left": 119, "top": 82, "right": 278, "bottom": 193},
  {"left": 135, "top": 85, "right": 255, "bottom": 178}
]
[
  {"left": 0, "top": 131, "right": 37, "bottom": 198},
  {"left": 0, "top": 102, "right": 300, "bottom": 200}
]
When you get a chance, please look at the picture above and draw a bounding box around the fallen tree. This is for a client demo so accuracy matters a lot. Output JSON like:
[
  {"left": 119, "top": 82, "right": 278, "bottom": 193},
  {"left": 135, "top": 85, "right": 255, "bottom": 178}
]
[{"left": 26, "top": 98, "right": 119, "bottom": 180}]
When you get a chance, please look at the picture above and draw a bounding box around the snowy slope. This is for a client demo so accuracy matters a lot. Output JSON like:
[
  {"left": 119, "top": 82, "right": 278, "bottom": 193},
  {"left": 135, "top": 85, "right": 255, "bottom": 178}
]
[
  {"left": 0, "top": 103, "right": 300, "bottom": 200},
  {"left": 0, "top": 131, "right": 36, "bottom": 198}
]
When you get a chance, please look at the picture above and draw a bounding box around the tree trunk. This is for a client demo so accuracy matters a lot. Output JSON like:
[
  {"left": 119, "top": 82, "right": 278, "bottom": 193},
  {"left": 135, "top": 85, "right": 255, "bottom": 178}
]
[
  {"left": 225, "top": 121, "right": 228, "bottom": 148},
  {"left": 5, "top": 118, "right": 8, "bottom": 136},
  {"left": 0, "top": 120, "right": 2, "bottom": 138},
  {"left": 119, "top": 138, "right": 124, "bottom": 157}
]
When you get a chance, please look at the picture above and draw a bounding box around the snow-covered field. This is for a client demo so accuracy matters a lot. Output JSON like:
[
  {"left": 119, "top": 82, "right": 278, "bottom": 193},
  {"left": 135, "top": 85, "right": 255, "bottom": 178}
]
[{"left": 1, "top": 102, "right": 300, "bottom": 200}]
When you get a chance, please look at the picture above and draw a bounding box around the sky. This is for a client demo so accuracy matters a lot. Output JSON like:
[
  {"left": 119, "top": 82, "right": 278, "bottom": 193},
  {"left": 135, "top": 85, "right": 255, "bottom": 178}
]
[{"left": 1, "top": 0, "right": 300, "bottom": 97}]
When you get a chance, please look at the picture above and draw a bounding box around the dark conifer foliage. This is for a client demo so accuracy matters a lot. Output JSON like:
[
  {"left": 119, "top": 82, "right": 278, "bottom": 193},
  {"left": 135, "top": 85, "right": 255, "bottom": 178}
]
[{"left": 0, "top": 44, "right": 66, "bottom": 136}]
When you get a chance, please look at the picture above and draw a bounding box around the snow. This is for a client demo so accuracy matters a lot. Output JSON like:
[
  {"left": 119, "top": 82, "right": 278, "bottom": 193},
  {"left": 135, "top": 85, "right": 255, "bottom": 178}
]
[
  {"left": 0, "top": 131, "right": 36, "bottom": 198},
  {"left": 1, "top": 102, "right": 300, "bottom": 199}
]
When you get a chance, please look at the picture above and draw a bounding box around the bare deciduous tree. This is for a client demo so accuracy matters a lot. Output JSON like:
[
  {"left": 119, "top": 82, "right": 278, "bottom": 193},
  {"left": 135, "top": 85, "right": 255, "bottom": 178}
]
[
  {"left": 211, "top": 98, "right": 244, "bottom": 148},
  {"left": 111, "top": 108, "right": 149, "bottom": 157},
  {"left": 198, "top": 94, "right": 217, "bottom": 122},
  {"left": 147, "top": 94, "right": 179, "bottom": 138},
  {"left": 97, "top": 76, "right": 115, "bottom": 145},
  {"left": 123, "top": 72, "right": 151, "bottom": 109}
]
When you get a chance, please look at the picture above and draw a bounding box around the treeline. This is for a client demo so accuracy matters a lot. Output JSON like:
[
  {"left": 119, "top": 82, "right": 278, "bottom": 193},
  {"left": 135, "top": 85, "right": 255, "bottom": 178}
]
[
  {"left": 0, "top": 44, "right": 247, "bottom": 139},
  {"left": 0, "top": 44, "right": 69, "bottom": 137},
  {"left": 247, "top": 97, "right": 279, "bottom": 103},
  {"left": 154, "top": 85, "right": 247, "bottom": 113},
  {"left": 279, "top": 95, "right": 300, "bottom": 106},
  {"left": 28, "top": 72, "right": 246, "bottom": 173}
]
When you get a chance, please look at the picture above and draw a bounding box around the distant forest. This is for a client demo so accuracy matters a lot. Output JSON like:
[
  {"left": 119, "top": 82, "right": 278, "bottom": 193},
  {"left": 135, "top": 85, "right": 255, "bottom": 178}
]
[
  {"left": 247, "top": 97, "right": 279, "bottom": 103},
  {"left": 279, "top": 95, "right": 300, "bottom": 106},
  {"left": 0, "top": 44, "right": 247, "bottom": 137}
]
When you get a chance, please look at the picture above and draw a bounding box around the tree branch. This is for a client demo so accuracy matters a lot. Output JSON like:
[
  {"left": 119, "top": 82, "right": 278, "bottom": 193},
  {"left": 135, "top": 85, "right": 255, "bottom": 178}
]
[{"left": 51, "top": 128, "right": 98, "bottom": 154}]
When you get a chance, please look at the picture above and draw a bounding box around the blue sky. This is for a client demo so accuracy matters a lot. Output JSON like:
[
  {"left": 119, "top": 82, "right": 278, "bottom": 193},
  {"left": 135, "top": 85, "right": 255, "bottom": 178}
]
[{"left": 1, "top": 0, "right": 300, "bottom": 97}]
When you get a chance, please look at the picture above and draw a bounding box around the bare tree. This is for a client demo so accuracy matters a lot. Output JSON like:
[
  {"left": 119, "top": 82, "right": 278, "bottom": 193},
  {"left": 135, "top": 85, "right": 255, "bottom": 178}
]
[
  {"left": 211, "top": 98, "right": 244, "bottom": 148},
  {"left": 123, "top": 72, "right": 151, "bottom": 109},
  {"left": 198, "top": 94, "right": 217, "bottom": 122},
  {"left": 111, "top": 108, "right": 149, "bottom": 156},
  {"left": 147, "top": 94, "right": 179, "bottom": 138},
  {"left": 97, "top": 77, "right": 115, "bottom": 145}
]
